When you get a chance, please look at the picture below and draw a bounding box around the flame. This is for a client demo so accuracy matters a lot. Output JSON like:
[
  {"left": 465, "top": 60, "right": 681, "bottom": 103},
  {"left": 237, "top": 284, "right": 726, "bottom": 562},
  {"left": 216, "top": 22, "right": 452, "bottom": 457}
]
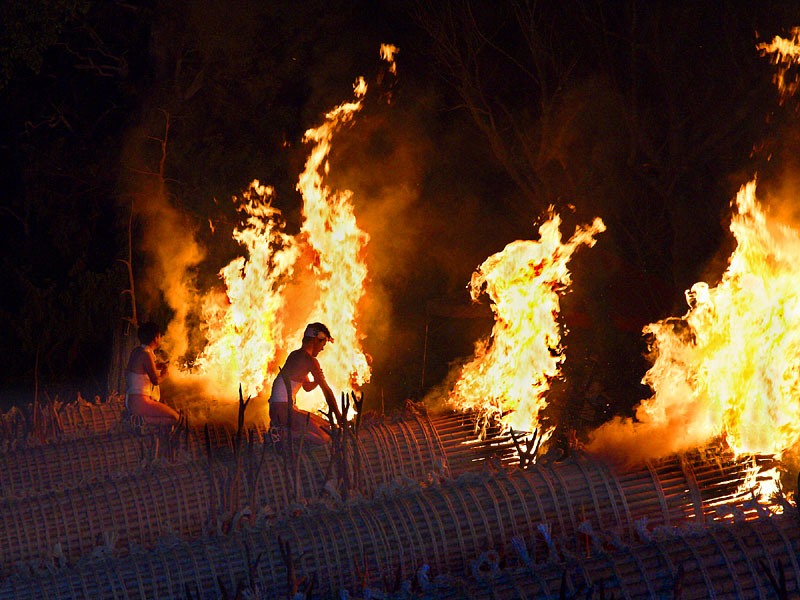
[
  {"left": 192, "top": 182, "right": 298, "bottom": 398},
  {"left": 180, "top": 79, "right": 372, "bottom": 409},
  {"left": 380, "top": 43, "right": 399, "bottom": 75},
  {"left": 448, "top": 210, "right": 605, "bottom": 433},
  {"left": 294, "top": 77, "right": 371, "bottom": 408},
  {"left": 757, "top": 27, "right": 800, "bottom": 102},
  {"left": 590, "top": 180, "right": 800, "bottom": 473}
]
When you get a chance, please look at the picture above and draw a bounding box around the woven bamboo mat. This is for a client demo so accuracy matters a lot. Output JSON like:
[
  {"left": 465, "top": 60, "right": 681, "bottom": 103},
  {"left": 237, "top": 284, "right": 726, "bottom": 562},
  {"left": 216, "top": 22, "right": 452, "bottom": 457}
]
[
  {"left": 423, "top": 513, "right": 799, "bottom": 600},
  {"left": 0, "top": 399, "right": 126, "bottom": 452},
  {"left": 0, "top": 449, "right": 775, "bottom": 596}
]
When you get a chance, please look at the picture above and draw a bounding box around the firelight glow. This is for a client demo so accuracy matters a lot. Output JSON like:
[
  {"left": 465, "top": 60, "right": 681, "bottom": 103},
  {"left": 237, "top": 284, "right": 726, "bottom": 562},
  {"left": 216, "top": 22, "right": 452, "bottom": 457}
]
[
  {"left": 184, "top": 79, "right": 373, "bottom": 408},
  {"left": 757, "top": 26, "right": 800, "bottom": 102}
]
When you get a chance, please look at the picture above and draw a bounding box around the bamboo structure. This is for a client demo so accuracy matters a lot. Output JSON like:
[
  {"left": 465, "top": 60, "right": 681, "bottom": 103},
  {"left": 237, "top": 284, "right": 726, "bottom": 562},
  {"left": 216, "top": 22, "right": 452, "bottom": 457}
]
[
  {"left": 0, "top": 415, "right": 450, "bottom": 571},
  {"left": 0, "top": 449, "right": 776, "bottom": 597},
  {"left": 1, "top": 410, "right": 505, "bottom": 499},
  {"left": 0, "top": 398, "right": 125, "bottom": 451},
  {"left": 417, "top": 514, "right": 799, "bottom": 600}
]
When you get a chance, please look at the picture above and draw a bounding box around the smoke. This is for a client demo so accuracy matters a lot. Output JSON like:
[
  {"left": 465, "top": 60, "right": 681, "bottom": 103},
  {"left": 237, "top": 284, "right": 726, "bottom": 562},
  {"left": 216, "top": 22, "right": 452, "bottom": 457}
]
[
  {"left": 121, "top": 118, "right": 206, "bottom": 362},
  {"left": 586, "top": 376, "right": 718, "bottom": 468}
]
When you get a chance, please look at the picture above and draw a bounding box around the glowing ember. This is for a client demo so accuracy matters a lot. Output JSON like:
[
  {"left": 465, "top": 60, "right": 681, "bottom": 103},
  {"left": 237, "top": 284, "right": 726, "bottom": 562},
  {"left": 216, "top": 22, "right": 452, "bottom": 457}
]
[
  {"left": 380, "top": 43, "right": 399, "bottom": 75},
  {"left": 449, "top": 209, "right": 605, "bottom": 434},
  {"left": 590, "top": 180, "right": 800, "bottom": 472},
  {"left": 757, "top": 27, "right": 800, "bottom": 102}
]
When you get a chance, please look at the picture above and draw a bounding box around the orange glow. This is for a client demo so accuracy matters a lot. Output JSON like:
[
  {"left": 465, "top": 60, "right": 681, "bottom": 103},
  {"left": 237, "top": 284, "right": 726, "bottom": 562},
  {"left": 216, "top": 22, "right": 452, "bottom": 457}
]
[
  {"left": 294, "top": 77, "right": 371, "bottom": 409},
  {"left": 380, "top": 44, "right": 399, "bottom": 75},
  {"left": 644, "top": 180, "right": 800, "bottom": 457},
  {"left": 192, "top": 182, "right": 298, "bottom": 398},
  {"left": 449, "top": 210, "right": 605, "bottom": 434}
]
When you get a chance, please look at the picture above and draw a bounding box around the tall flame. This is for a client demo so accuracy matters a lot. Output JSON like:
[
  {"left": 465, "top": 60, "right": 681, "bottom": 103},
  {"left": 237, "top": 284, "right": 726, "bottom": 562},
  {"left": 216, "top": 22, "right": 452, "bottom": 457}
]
[
  {"left": 294, "top": 77, "right": 371, "bottom": 406},
  {"left": 590, "top": 180, "right": 800, "bottom": 465},
  {"left": 179, "top": 79, "right": 372, "bottom": 408},
  {"left": 192, "top": 182, "right": 298, "bottom": 398},
  {"left": 449, "top": 210, "right": 605, "bottom": 433}
]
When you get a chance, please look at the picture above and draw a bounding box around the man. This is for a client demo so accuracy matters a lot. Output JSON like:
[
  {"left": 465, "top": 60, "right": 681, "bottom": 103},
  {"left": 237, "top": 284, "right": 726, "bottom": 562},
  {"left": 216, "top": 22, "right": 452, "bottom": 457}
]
[{"left": 268, "top": 322, "right": 343, "bottom": 444}]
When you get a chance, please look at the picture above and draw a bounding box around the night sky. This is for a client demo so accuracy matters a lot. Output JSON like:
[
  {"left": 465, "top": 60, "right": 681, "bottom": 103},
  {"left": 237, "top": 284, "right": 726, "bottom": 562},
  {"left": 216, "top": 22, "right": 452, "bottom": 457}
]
[{"left": 2, "top": 0, "right": 800, "bottom": 433}]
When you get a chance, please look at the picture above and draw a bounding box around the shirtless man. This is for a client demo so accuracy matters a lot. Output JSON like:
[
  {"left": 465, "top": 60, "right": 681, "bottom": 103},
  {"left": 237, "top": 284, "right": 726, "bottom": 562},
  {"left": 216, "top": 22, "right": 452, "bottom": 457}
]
[
  {"left": 268, "top": 322, "right": 343, "bottom": 444},
  {"left": 125, "top": 321, "right": 179, "bottom": 425}
]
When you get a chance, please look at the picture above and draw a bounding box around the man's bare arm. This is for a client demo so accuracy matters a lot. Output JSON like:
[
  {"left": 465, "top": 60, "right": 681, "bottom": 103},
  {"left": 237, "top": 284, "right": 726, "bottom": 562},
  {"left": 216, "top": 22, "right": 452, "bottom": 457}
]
[
  {"left": 144, "top": 352, "right": 168, "bottom": 386},
  {"left": 319, "top": 380, "right": 343, "bottom": 424}
]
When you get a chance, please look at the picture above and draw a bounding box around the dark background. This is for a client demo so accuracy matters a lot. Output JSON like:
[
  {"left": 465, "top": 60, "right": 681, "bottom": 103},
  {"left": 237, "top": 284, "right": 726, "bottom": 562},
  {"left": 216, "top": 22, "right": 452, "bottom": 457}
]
[{"left": 2, "top": 0, "right": 799, "bottom": 434}]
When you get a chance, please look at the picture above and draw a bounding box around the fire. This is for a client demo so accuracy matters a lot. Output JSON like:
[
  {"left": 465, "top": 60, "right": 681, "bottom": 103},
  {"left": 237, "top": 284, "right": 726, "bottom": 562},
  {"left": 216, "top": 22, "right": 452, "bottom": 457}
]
[
  {"left": 181, "top": 78, "right": 373, "bottom": 409},
  {"left": 449, "top": 210, "right": 605, "bottom": 434},
  {"left": 192, "top": 182, "right": 298, "bottom": 398},
  {"left": 757, "top": 27, "right": 800, "bottom": 102},
  {"left": 380, "top": 44, "right": 399, "bottom": 75},
  {"left": 294, "top": 76, "right": 371, "bottom": 405},
  {"left": 590, "top": 180, "right": 800, "bottom": 469}
]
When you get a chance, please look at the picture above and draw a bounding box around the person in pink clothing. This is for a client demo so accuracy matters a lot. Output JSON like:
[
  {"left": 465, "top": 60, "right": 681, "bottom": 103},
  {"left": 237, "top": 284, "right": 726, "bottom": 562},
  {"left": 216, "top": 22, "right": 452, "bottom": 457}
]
[
  {"left": 268, "top": 322, "right": 343, "bottom": 444},
  {"left": 125, "top": 321, "right": 179, "bottom": 425}
]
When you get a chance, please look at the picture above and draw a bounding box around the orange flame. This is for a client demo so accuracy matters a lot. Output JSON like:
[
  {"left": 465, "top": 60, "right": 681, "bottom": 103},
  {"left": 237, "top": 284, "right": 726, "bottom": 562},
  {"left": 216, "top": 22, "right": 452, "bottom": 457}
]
[
  {"left": 757, "top": 27, "right": 800, "bottom": 102},
  {"left": 179, "top": 79, "right": 372, "bottom": 410},
  {"left": 380, "top": 44, "right": 399, "bottom": 75},
  {"left": 192, "top": 181, "right": 298, "bottom": 398},
  {"left": 590, "top": 180, "right": 800, "bottom": 469},
  {"left": 449, "top": 210, "right": 605, "bottom": 433},
  {"left": 294, "top": 77, "right": 371, "bottom": 408}
]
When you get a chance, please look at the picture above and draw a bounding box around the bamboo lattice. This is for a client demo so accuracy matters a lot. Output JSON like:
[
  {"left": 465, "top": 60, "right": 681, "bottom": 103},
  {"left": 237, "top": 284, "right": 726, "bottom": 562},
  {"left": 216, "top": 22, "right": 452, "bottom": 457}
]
[
  {"left": 417, "top": 514, "right": 799, "bottom": 600},
  {"left": 0, "top": 448, "right": 775, "bottom": 596},
  {"left": 1, "top": 410, "right": 505, "bottom": 499},
  {"left": 0, "top": 414, "right": 450, "bottom": 571},
  {"left": 0, "top": 398, "right": 125, "bottom": 451}
]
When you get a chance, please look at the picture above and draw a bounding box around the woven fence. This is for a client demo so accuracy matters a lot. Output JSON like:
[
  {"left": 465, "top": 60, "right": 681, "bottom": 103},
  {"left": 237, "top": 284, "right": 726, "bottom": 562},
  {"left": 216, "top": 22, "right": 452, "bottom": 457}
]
[
  {"left": 0, "top": 449, "right": 775, "bottom": 598},
  {"left": 1, "top": 409, "right": 506, "bottom": 499},
  {"left": 0, "top": 398, "right": 125, "bottom": 451}
]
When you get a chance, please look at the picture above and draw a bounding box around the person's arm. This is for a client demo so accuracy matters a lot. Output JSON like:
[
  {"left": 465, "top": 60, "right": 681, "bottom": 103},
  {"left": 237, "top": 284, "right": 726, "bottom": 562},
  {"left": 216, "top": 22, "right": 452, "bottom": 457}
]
[
  {"left": 310, "top": 359, "right": 343, "bottom": 424},
  {"left": 143, "top": 350, "right": 168, "bottom": 386},
  {"left": 319, "top": 379, "right": 343, "bottom": 424},
  {"left": 302, "top": 374, "right": 318, "bottom": 392}
]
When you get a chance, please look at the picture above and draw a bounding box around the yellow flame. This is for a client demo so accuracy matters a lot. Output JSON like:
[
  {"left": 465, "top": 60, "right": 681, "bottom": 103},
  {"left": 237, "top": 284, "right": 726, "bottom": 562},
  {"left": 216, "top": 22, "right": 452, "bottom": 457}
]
[
  {"left": 757, "top": 26, "right": 800, "bottom": 102},
  {"left": 294, "top": 77, "right": 371, "bottom": 408},
  {"left": 192, "top": 182, "right": 298, "bottom": 398},
  {"left": 449, "top": 209, "right": 605, "bottom": 433},
  {"left": 590, "top": 180, "right": 800, "bottom": 475},
  {"left": 181, "top": 78, "right": 372, "bottom": 408}
]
